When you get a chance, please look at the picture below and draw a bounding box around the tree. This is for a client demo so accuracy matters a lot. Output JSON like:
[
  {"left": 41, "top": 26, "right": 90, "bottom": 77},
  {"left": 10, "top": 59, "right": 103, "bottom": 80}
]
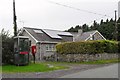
[
  {"left": 90, "top": 20, "right": 99, "bottom": 30},
  {"left": 82, "top": 24, "right": 89, "bottom": 32},
  {"left": 66, "top": 25, "right": 82, "bottom": 32},
  {"left": 106, "top": 19, "right": 109, "bottom": 23},
  {"left": 67, "top": 27, "right": 75, "bottom": 32},
  {"left": 74, "top": 25, "right": 82, "bottom": 32},
  {"left": 98, "top": 18, "right": 115, "bottom": 40},
  {"left": 1, "top": 29, "right": 14, "bottom": 64},
  {"left": 100, "top": 19, "right": 104, "bottom": 25},
  {"left": 110, "top": 18, "right": 114, "bottom": 22}
]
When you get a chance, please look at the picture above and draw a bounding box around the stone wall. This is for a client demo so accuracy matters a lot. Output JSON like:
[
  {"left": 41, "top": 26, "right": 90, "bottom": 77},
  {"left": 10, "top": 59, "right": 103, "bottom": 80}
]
[{"left": 44, "top": 53, "right": 119, "bottom": 62}]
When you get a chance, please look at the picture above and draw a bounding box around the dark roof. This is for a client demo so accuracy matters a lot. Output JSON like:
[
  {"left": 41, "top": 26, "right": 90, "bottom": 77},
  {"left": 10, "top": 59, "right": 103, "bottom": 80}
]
[
  {"left": 79, "top": 30, "right": 97, "bottom": 40},
  {"left": 70, "top": 30, "right": 98, "bottom": 41},
  {"left": 23, "top": 27, "right": 73, "bottom": 42}
]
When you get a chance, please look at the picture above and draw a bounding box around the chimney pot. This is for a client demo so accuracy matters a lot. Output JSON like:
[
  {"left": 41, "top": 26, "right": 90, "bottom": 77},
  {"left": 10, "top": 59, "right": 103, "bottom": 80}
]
[{"left": 78, "top": 29, "right": 83, "bottom": 35}]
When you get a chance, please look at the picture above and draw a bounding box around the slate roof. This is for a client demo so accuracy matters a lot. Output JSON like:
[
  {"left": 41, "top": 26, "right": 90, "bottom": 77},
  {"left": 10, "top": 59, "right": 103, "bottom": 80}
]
[
  {"left": 22, "top": 27, "right": 105, "bottom": 43},
  {"left": 78, "top": 30, "right": 97, "bottom": 40},
  {"left": 71, "top": 30, "right": 98, "bottom": 41},
  {"left": 23, "top": 27, "right": 73, "bottom": 43}
]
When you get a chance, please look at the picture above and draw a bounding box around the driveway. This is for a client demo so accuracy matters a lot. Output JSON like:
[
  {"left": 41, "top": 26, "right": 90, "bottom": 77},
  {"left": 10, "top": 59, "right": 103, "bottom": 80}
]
[{"left": 61, "top": 63, "right": 119, "bottom": 78}]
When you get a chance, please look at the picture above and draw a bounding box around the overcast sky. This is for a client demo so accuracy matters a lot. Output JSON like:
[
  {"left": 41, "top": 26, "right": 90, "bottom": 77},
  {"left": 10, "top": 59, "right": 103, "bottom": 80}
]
[{"left": 0, "top": 0, "right": 120, "bottom": 35}]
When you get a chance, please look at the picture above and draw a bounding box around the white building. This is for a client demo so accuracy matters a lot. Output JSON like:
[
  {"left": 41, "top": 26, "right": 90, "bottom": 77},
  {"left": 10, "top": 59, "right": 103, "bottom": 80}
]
[{"left": 118, "top": 1, "right": 120, "bottom": 18}]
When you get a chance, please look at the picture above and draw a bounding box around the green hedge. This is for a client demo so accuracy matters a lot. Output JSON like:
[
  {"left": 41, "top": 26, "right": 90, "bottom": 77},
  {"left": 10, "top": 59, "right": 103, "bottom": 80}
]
[{"left": 56, "top": 40, "right": 118, "bottom": 54}]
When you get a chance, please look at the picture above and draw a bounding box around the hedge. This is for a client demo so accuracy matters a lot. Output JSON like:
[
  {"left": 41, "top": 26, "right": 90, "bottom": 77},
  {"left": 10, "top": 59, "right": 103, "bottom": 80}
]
[{"left": 56, "top": 40, "right": 118, "bottom": 54}]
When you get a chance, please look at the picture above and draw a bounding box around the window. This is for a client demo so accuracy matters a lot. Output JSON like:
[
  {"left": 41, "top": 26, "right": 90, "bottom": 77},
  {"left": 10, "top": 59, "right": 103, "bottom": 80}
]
[
  {"left": 19, "top": 39, "right": 29, "bottom": 52},
  {"left": 51, "top": 45, "right": 56, "bottom": 51},
  {"left": 46, "top": 45, "right": 49, "bottom": 51},
  {"left": 49, "top": 45, "right": 52, "bottom": 50},
  {"left": 46, "top": 44, "right": 55, "bottom": 51}
]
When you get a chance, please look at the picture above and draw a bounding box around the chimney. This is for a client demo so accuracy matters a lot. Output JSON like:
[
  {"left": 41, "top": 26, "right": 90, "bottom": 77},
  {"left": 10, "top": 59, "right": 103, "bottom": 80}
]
[{"left": 78, "top": 29, "right": 83, "bottom": 35}]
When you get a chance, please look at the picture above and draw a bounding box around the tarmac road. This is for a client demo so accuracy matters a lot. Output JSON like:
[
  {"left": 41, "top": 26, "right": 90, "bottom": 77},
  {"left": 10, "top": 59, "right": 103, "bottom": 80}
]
[
  {"left": 2, "top": 63, "right": 119, "bottom": 78},
  {"left": 61, "top": 63, "right": 119, "bottom": 78}
]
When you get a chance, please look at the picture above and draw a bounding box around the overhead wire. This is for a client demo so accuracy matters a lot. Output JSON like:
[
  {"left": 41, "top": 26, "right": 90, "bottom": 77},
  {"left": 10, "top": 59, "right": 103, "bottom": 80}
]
[
  {"left": 87, "top": 11, "right": 115, "bottom": 25},
  {"left": 45, "top": 0, "right": 115, "bottom": 25},
  {"left": 45, "top": 0, "right": 110, "bottom": 17}
]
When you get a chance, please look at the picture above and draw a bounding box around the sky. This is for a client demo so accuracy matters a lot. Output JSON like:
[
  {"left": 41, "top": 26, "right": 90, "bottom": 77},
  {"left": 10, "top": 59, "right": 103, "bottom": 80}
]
[{"left": 0, "top": 0, "right": 120, "bottom": 35}]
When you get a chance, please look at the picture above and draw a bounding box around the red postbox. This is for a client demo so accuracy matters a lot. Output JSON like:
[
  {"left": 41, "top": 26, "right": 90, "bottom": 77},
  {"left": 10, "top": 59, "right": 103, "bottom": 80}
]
[
  {"left": 31, "top": 45, "right": 36, "bottom": 55},
  {"left": 31, "top": 45, "right": 36, "bottom": 63}
]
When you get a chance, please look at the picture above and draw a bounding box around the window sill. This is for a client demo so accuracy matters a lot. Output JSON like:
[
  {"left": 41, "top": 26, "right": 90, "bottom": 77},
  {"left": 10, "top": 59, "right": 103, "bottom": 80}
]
[{"left": 46, "top": 50, "right": 55, "bottom": 52}]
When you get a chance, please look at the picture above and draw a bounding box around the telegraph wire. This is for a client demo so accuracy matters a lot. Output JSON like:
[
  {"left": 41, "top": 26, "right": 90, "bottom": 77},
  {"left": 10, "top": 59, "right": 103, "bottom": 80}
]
[
  {"left": 46, "top": 0, "right": 110, "bottom": 17},
  {"left": 45, "top": 0, "right": 116, "bottom": 26},
  {"left": 87, "top": 11, "right": 115, "bottom": 25}
]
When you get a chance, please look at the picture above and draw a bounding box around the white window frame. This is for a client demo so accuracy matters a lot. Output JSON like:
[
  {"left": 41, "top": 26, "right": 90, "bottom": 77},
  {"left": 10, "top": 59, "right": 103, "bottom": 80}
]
[{"left": 46, "top": 44, "right": 55, "bottom": 51}]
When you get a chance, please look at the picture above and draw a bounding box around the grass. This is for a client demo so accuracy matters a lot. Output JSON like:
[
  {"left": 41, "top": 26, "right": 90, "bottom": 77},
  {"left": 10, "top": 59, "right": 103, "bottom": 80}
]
[
  {"left": 43, "top": 59, "right": 120, "bottom": 65},
  {"left": 2, "top": 63, "right": 67, "bottom": 73},
  {"left": 78, "top": 59, "right": 120, "bottom": 64},
  {"left": 0, "top": 66, "right": 1, "bottom": 72}
]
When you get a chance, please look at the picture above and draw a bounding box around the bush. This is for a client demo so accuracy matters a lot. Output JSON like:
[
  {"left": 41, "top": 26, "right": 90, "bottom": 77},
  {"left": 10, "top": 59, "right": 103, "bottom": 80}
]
[
  {"left": 56, "top": 40, "right": 118, "bottom": 54},
  {"left": 1, "top": 29, "right": 14, "bottom": 64},
  {"left": 104, "top": 40, "right": 118, "bottom": 53}
]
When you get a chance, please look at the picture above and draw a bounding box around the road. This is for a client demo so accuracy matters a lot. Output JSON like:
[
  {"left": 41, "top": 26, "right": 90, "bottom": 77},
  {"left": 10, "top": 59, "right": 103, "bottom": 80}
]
[
  {"left": 61, "top": 63, "right": 119, "bottom": 78},
  {"left": 2, "top": 64, "right": 112, "bottom": 78}
]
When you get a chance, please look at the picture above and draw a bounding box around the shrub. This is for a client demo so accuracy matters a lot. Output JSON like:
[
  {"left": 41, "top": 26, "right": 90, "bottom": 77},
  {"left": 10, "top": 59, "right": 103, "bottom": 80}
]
[
  {"left": 56, "top": 40, "right": 118, "bottom": 54},
  {"left": 104, "top": 40, "right": 118, "bottom": 53},
  {"left": 1, "top": 29, "right": 14, "bottom": 64}
]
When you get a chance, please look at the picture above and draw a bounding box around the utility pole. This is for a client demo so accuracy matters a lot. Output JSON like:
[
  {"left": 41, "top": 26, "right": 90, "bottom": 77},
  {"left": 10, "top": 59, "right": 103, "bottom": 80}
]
[
  {"left": 114, "top": 10, "right": 118, "bottom": 41},
  {"left": 13, "top": 0, "right": 17, "bottom": 36}
]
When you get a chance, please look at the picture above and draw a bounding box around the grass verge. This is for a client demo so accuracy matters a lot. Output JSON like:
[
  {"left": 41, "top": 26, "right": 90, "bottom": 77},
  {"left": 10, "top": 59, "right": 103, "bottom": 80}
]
[
  {"left": 43, "top": 59, "right": 120, "bottom": 65},
  {"left": 78, "top": 59, "right": 120, "bottom": 64},
  {"left": 2, "top": 63, "right": 67, "bottom": 73}
]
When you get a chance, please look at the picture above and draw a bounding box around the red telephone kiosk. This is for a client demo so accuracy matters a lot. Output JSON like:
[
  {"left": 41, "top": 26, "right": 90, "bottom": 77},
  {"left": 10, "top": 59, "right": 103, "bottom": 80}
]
[
  {"left": 31, "top": 45, "right": 36, "bottom": 63},
  {"left": 14, "top": 36, "right": 31, "bottom": 66}
]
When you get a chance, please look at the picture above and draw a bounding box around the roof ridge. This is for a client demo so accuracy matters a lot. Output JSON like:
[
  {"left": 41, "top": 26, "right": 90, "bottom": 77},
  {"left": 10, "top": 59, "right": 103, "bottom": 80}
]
[
  {"left": 83, "top": 30, "right": 97, "bottom": 33},
  {"left": 24, "top": 27, "right": 65, "bottom": 32},
  {"left": 24, "top": 27, "right": 42, "bottom": 30},
  {"left": 43, "top": 29, "right": 64, "bottom": 32}
]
